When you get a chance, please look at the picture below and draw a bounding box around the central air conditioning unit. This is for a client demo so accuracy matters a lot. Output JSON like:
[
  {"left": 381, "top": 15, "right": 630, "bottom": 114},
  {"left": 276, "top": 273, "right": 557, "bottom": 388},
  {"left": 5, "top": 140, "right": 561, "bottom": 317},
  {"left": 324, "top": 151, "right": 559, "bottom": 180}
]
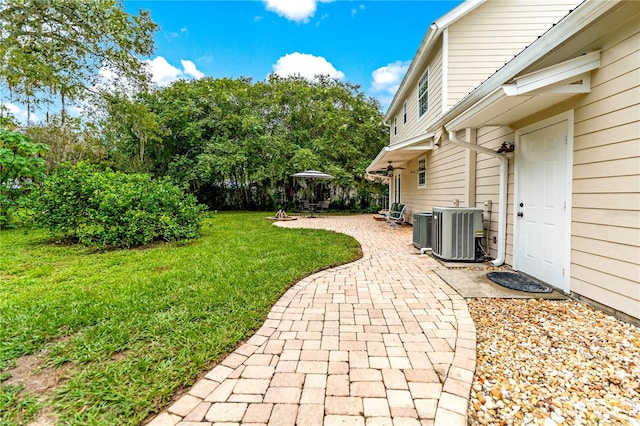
[
  {"left": 413, "top": 212, "right": 433, "bottom": 250},
  {"left": 432, "top": 207, "right": 483, "bottom": 262}
]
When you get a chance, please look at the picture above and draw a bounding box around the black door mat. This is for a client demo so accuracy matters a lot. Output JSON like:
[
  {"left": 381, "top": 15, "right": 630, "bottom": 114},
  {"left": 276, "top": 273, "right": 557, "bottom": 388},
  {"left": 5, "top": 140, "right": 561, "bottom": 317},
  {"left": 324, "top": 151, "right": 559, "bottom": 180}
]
[{"left": 486, "top": 272, "right": 553, "bottom": 293}]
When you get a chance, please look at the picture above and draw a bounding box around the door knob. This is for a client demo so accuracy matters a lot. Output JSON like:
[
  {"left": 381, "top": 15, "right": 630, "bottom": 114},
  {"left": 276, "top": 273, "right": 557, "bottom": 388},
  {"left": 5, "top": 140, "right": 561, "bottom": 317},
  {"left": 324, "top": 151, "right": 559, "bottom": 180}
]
[{"left": 517, "top": 212, "right": 524, "bottom": 217}]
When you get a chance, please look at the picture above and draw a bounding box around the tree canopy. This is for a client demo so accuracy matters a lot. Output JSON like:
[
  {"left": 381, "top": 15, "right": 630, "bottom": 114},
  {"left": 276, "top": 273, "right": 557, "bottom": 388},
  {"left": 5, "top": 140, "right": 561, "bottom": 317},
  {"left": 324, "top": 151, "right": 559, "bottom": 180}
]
[
  {"left": 101, "top": 75, "right": 388, "bottom": 211},
  {"left": 0, "top": 0, "right": 157, "bottom": 118}
]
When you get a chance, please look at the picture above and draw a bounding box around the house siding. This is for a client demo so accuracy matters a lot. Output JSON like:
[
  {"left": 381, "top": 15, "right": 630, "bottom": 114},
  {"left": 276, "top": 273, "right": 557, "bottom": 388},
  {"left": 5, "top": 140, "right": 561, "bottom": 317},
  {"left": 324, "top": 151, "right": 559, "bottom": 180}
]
[
  {"left": 447, "top": 0, "right": 582, "bottom": 109},
  {"left": 569, "top": 19, "right": 640, "bottom": 320},
  {"left": 401, "top": 141, "right": 467, "bottom": 222},
  {"left": 474, "top": 126, "right": 514, "bottom": 262},
  {"left": 390, "top": 45, "right": 443, "bottom": 147}
]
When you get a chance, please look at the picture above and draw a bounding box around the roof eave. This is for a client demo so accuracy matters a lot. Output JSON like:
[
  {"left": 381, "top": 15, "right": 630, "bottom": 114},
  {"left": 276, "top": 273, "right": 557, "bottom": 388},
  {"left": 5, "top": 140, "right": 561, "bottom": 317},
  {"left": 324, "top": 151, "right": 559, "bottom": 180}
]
[
  {"left": 366, "top": 132, "right": 435, "bottom": 173},
  {"left": 442, "top": 0, "right": 617, "bottom": 132}
]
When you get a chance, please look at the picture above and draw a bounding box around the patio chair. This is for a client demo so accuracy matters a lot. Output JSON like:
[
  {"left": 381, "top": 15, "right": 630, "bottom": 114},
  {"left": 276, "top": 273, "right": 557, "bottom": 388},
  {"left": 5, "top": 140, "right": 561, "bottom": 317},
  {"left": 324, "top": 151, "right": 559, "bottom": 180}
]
[
  {"left": 300, "top": 200, "right": 311, "bottom": 217},
  {"left": 374, "top": 202, "right": 399, "bottom": 221},
  {"left": 315, "top": 199, "right": 330, "bottom": 217},
  {"left": 385, "top": 203, "right": 406, "bottom": 228}
]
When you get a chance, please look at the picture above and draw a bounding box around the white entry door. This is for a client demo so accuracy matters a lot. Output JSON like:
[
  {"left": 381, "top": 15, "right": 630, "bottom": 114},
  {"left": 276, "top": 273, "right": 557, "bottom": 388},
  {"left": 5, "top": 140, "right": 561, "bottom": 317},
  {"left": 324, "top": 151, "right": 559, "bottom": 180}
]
[{"left": 515, "top": 119, "right": 570, "bottom": 291}]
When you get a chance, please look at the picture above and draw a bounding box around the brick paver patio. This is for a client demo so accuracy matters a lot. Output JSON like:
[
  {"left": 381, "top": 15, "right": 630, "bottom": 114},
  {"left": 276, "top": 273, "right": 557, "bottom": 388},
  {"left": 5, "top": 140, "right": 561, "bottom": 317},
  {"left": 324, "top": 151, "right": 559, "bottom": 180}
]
[{"left": 148, "top": 215, "right": 476, "bottom": 426}]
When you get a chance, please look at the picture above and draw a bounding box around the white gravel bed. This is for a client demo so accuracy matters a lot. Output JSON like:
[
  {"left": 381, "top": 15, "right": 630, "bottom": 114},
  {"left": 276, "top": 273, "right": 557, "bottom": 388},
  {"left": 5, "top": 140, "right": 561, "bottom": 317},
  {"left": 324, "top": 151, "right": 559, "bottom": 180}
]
[{"left": 467, "top": 299, "right": 640, "bottom": 425}]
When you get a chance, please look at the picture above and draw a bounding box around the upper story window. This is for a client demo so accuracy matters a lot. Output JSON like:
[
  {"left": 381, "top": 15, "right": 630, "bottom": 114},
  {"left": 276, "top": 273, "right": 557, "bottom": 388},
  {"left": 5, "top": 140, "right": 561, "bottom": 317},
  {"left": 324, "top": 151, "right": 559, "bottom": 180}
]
[
  {"left": 418, "top": 69, "right": 429, "bottom": 118},
  {"left": 418, "top": 157, "right": 426, "bottom": 188},
  {"left": 394, "top": 116, "right": 397, "bottom": 135},
  {"left": 403, "top": 102, "right": 407, "bottom": 125}
]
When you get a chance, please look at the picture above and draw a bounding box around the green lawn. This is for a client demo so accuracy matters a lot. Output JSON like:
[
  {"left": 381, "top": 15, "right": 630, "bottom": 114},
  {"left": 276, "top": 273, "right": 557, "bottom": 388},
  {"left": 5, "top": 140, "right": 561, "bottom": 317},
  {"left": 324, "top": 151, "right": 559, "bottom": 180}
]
[{"left": 0, "top": 212, "right": 361, "bottom": 425}]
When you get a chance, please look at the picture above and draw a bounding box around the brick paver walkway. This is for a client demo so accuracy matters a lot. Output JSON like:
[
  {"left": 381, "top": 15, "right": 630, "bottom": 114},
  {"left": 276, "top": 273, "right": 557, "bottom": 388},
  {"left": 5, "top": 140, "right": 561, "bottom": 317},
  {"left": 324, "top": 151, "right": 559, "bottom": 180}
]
[{"left": 148, "top": 215, "right": 476, "bottom": 426}]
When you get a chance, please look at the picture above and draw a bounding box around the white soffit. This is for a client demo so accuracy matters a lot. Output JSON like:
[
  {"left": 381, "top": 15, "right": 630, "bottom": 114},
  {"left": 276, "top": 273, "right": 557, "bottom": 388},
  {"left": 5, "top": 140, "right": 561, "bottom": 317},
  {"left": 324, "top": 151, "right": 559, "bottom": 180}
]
[
  {"left": 446, "top": 51, "right": 601, "bottom": 131},
  {"left": 366, "top": 133, "right": 434, "bottom": 173}
]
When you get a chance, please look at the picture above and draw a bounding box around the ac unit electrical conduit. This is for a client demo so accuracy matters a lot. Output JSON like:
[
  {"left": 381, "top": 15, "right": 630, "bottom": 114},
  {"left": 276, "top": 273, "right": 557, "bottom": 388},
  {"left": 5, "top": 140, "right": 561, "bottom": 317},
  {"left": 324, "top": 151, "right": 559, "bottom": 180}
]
[{"left": 446, "top": 130, "right": 508, "bottom": 267}]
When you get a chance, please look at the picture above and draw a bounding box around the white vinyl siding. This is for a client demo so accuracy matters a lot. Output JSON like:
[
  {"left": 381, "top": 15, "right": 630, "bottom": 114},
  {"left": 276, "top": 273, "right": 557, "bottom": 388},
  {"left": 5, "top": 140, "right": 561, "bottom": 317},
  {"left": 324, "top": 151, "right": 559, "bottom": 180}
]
[{"left": 418, "top": 69, "right": 429, "bottom": 118}]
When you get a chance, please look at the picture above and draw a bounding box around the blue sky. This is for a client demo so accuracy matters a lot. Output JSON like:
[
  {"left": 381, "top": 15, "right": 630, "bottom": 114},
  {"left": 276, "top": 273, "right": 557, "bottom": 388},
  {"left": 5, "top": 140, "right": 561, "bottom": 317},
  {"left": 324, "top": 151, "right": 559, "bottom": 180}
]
[
  {"left": 124, "top": 0, "right": 463, "bottom": 111},
  {"left": 4, "top": 0, "right": 463, "bottom": 122}
]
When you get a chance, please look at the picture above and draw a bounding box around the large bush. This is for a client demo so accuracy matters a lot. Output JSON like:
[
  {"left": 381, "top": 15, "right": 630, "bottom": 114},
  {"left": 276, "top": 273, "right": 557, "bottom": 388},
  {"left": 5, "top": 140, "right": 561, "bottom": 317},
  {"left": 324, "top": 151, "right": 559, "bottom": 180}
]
[{"left": 27, "top": 164, "right": 204, "bottom": 248}]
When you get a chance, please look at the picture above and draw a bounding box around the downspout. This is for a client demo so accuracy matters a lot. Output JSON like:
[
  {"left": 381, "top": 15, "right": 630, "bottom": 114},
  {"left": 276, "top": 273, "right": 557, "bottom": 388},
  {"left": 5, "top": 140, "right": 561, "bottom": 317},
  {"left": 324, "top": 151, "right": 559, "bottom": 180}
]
[{"left": 447, "top": 130, "right": 508, "bottom": 267}]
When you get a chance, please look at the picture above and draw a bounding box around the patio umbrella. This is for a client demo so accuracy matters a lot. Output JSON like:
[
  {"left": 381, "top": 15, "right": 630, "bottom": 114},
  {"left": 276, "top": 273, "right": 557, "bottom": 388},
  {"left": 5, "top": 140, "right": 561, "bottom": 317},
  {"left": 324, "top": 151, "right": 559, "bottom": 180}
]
[
  {"left": 291, "top": 170, "right": 334, "bottom": 179},
  {"left": 291, "top": 170, "right": 334, "bottom": 203}
]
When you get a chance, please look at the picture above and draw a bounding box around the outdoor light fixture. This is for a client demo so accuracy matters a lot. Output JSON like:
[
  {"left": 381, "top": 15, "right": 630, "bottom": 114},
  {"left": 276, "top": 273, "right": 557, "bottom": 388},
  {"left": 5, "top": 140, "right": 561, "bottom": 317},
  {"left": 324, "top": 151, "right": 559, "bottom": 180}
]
[{"left": 496, "top": 142, "right": 515, "bottom": 153}]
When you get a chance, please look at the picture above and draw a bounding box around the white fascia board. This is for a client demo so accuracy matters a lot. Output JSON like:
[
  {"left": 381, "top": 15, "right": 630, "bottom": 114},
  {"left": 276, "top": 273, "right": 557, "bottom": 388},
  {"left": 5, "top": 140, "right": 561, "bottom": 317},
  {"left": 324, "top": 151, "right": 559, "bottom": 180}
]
[
  {"left": 366, "top": 148, "right": 392, "bottom": 173},
  {"left": 391, "top": 132, "right": 435, "bottom": 151},
  {"left": 434, "top": 0, "right": 485, "bottom": 28},
  {"left": 502, "top": 51, "right": 600, "bottom": 95},
  {"left": 446, "top": 52, "right": 600, "bottom": 131}
]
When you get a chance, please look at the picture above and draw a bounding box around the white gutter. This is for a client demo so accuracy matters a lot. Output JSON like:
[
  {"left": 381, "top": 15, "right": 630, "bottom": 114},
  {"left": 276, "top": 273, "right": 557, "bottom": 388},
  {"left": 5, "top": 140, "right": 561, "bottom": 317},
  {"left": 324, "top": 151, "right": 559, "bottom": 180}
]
[{"left": 447, "top": 130, "right": 508, "bottom": 266}]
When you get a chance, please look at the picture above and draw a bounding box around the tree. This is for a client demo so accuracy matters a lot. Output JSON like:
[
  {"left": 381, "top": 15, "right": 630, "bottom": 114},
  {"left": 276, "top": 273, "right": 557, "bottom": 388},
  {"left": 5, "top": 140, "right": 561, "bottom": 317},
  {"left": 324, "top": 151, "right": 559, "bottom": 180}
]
[
  {"left": 25, "top": 114, "right": 106, "bottom": 172},
  {"left": 0, "top": 129, "right": 48, "bottom": 226},
  {"left": 99, "top": 92, "right": 164, "bottom": 172},
  {"left": 99, "top": 76, "right": 389, "bottom": 211},
  {"left": 0, "top": 0, "right": 157, "bottom": 120}
]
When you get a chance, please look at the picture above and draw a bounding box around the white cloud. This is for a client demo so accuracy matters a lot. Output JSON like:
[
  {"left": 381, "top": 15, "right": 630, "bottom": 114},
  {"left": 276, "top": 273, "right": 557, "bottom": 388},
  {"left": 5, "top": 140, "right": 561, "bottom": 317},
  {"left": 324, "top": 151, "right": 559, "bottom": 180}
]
[
  {"left": 94, "top": 66, "right": 137, "bottom": 95},
  {"left": 263, "top": 0, "right": 333, "bottom": 23},
  {"left": 272, "top": 52, "right": 345, "bottom": 81},
  {"left": 98, "top": 67, "right": 118, "bottom": 83},
  {"left": 181, "top": 60, "right": 204, "bottom": 80},
  {"left": 3, "top": 101, "right": 38, "bottom": 124},
  {"left": 145, "top": 56, "right": 205, "bottom": 87},
  {"left": 66, "top": 104, "right": 84, "bottom": 117},
  {"left": 351, "top": 4, "right": 365, "bottom": 16},
  {"left": 166, "top": 27, "right": 188, "bottom": 41},
  {"left": 371, "top": 60, "right": 410, "bottom": 95},
  {"left": 145, "top": 57, "right": 182, "bottom": 86}
]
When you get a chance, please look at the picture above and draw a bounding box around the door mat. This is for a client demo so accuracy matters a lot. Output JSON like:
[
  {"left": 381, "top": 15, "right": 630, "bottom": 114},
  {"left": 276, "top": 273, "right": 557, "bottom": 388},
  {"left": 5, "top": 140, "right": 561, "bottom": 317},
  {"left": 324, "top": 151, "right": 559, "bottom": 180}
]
[{"left": 486, "top": 272, "right": 553, "bottom": 293}]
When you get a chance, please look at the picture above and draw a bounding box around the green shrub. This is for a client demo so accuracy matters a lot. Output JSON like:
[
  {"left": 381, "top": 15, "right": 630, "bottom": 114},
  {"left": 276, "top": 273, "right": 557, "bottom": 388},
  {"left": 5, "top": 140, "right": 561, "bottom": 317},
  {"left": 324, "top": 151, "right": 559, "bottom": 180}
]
[{"left": 27, "top": 163, "right": 204, "bottom": 248}]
